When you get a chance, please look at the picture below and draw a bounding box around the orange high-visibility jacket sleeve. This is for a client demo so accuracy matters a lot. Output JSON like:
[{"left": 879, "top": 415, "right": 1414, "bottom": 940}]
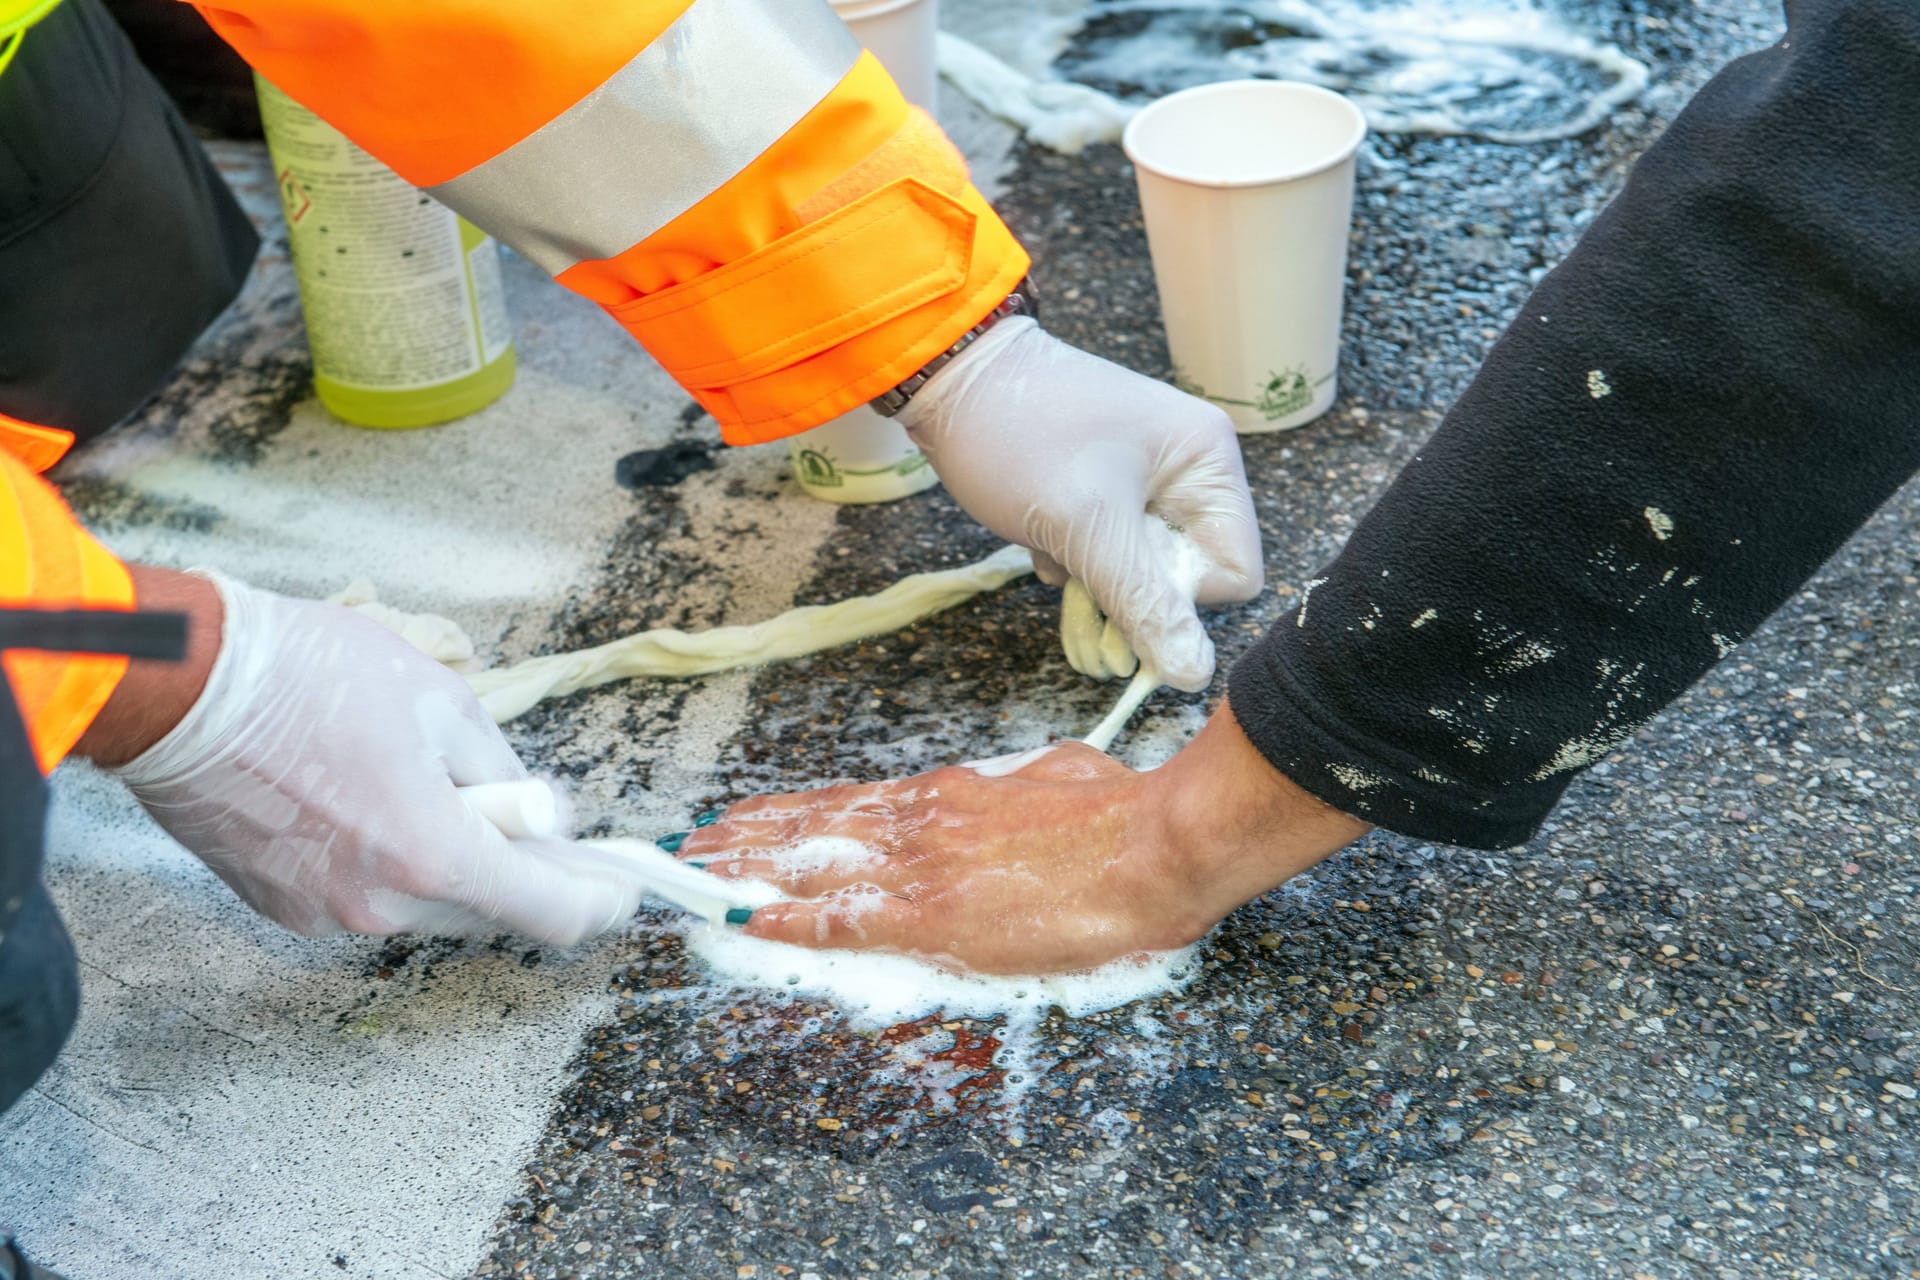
[
  {"left": 0, "top": 450, "right": 134, "bottom": 774},
  {"left": 195, "top": 0, "right": 1030, "bottom": 443}
]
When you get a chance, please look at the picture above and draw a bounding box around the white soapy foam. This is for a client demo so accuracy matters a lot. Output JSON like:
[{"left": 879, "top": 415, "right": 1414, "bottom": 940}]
[
  {"left": 763, "top": 835, "right": 888, "bottom": 878},
  {"left": 679, "top": 915, "right": 1199, "bottom": 1132},
  {"left": 808, "top": 883, "right": 897, "bottom": 944},
  {"left": 867, "top": 1026, "right": 983, "bottom": 1116},
  {"left": 1088, "top": 1104, "right": 1136, "bottom": 1148},
  {"left": 961, "top": 742, "right": 1066, "bottom": 777},
  {"left": 938, "top": 31, "right": 1140, "bottom": 154},
  {"left": 945, "top": 0, "right": 1648, "bottom": 151},
  {"left": 683, "top": 921, "right": 1198, "bottom": 1029}
]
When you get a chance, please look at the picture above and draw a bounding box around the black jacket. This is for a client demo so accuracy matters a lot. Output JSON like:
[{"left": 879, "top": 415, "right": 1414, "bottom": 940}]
[
  {"left": 0, "top": 608, "right": 184, "bottom": 1116},
  {"left": 1230, "top": 0, "right": 1920, "bottom": 848},
  {"left": 0, "top": 0, "right": 255, "bottom": 439}
]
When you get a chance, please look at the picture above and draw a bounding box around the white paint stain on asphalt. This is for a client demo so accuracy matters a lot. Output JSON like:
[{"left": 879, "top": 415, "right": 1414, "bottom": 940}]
[{"left": 3, "top": 62, "right": 1026, "bottom": 1274}]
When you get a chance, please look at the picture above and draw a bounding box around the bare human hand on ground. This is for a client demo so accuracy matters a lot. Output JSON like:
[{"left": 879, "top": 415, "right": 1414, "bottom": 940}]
[{"left": 678, "top": 701, "right": 1371, "bottom": 975}]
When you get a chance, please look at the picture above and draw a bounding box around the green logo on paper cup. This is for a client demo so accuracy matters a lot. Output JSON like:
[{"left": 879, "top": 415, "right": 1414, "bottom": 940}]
[
  {"left": 1254, "top": 367, "right": 1322, "bottom": 420},
  {"left": 795, "top": 449, "right": 932, "bottom": 489},
  {"left": 887, "top": 451, "right": 932, "bottom": 479},
  {"left": 1175, "top": 364, "right": 1332, "bottom": 421},
  {"left": 795, "top": 448, "right": 843, "bottom": 488}
]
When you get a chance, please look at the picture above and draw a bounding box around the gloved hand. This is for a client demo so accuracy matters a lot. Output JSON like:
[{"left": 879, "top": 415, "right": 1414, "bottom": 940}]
[
  {"left": 112, "top": 574, "right": 648, "bottom": 945},
  {"left": 899, "top": 317, "right": 1263, "bottom": 691}
]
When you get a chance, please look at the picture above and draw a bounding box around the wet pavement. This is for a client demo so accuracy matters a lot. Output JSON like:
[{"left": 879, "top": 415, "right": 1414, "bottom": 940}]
[
  {"left": 476, "top": 3, "right": 1917, "bottom": 1279},
  {"left": 12, "top": 1, "right": 1920, "bottom": 1277},
  {"left": 481, "top": 4, "right": 1919, "bottom": 1278}
]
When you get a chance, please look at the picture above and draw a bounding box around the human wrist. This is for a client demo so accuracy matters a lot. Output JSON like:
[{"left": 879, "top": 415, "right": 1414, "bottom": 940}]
[
  {"left": 1145, "top": 697, "right": 1371, "bottom": 930},
  {"left": 873, "top": 280, "right": 1038, "bottom": 421},
  {"left": 73, "top": 565, "right": 223, "bottom": 767}
]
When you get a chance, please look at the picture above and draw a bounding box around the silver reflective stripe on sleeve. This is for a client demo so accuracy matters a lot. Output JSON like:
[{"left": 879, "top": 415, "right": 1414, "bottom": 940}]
[{"left": 427, "top": 0, "right": 861, "bottom": 277}]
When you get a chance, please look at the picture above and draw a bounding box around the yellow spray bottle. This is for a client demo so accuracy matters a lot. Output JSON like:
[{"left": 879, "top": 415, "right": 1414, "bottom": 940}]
[
  {"left": 0, "top": 0, "right": 62, "bottom": 79},
  {"left": 255, "top": 75, "right": 516, "bottom": 429}
]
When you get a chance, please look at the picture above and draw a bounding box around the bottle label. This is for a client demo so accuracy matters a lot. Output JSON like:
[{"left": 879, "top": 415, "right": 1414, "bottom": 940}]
[{"left": 259, "top": 79, "right": 504, "bottom": 392}]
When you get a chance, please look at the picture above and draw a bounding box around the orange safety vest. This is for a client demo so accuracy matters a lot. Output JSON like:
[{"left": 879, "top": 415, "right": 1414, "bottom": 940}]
[
  {"left": 0, "top": 0, "right": 133, "bottom": 771},
  {"left": 4, "top": 0, "right": 1030, "bottom": 769},
  {"left": 0, "top": 431, "right": 133, "bottom": 774},
  {"left": 196, "top": 0, "right": 1032, "bottom": 443}
]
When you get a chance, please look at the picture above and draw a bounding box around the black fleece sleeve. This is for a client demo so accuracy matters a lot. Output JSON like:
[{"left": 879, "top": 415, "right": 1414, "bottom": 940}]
[{"left": 1227, "top": 0, "right": 1920, "bottom": 850}]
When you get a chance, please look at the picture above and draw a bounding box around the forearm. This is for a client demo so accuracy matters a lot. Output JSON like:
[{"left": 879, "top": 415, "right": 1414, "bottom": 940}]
[
  {"left": 72, "top": 566, "right": 221, "bottom": 767},
  {"left": 1147, "top": 699, "right": 1371, "bottom": 932},
  {"left": 1230, "top": 0, "right": 1920, "bottom": 847}
]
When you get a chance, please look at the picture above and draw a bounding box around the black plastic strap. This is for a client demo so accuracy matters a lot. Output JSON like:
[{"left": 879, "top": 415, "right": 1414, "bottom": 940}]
[{"left": 0, "top": 608, "right": 187, "bottom": 662}]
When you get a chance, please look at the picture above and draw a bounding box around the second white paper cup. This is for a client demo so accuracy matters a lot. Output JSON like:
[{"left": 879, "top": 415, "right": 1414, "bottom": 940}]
[
  {"left": 830, "top": 0, "right": 938, "bottom": 113},
  {"left": 788, "top": 405, "right": 941, "bottom": 504},
  {"left": 1124, "top": 80, "right": 1367, "bottom": 433},
  {"left": 800, "top": 0, "right": 940, "bottom": 504}
]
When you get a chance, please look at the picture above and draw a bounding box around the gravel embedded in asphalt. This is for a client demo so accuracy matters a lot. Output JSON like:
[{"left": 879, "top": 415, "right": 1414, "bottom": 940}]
[{"left": 463, "top": 4, "right": 1920, "bottom": 1275}]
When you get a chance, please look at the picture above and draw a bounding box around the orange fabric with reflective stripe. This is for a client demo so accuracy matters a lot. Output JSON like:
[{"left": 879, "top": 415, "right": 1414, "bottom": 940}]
[
  {"left": 686, "top": 185, "right": 1027, "bottom": 438},
  {"left": 555, "top": 59, "right": 1031, "bottom": 441},
  {"left": 617, "top": 179, "right": 974, "bottom": 387},
  {"left": 617, "top": 181, "right": 1026, "bottom": 438},
  {"left": 554, "top": 54, "right": 918, "bottom": 303},
  {"left": 194, "top": 0, "right": 697, "bottom": 187},
  {"left": 0, "top": 451, "right": 133, "bottom": 774},
  {"left": 197, "top": 5, "right": 1032, "bottom": 441},
  {"left": 792, "top": 105, "right": 962, "bottom": 226},
  {"left": 0, "top": 416, "right": 77, "bottom": 474}
]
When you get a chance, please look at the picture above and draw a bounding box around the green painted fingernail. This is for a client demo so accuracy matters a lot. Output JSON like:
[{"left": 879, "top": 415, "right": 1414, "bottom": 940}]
[
  {"left": 657, "top": 831, "right": 688, "bottom": 852},
  {"left": 724, "top": 908, "right": 754, "bottom": 926},
  {"left": 685, "top": 861, "right": 707, "bottom": 870},
  {"left": 694, "top": 809, "right": 724, "bottom": 828}
]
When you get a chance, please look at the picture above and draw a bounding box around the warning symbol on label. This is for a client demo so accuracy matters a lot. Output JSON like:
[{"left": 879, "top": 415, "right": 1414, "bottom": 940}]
[{"left": 277, "top": 168, "right": 312, "bottom": 224}]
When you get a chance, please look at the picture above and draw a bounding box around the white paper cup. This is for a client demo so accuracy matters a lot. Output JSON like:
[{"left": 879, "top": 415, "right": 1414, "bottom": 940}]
[
  {"left": 789, "top": 405, "right": 941, "bottom": 504},
  {"left": 830, "top": 0, "right": 938, "bottom": 113},
  {"left": 1124, "top": 81, "right": 1367, "bottom": 433},
  {"left": 802, "top": 1, "right": 940, "bottom": 503}
]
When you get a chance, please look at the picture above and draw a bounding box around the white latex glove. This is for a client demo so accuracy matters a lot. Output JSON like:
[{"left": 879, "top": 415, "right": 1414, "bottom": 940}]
[
  {"left": 900, "top": 317, "right": 1263, "bottom": 691},
  {"left": 113, "top": 574, "right": 649, "bottom": 945}
]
